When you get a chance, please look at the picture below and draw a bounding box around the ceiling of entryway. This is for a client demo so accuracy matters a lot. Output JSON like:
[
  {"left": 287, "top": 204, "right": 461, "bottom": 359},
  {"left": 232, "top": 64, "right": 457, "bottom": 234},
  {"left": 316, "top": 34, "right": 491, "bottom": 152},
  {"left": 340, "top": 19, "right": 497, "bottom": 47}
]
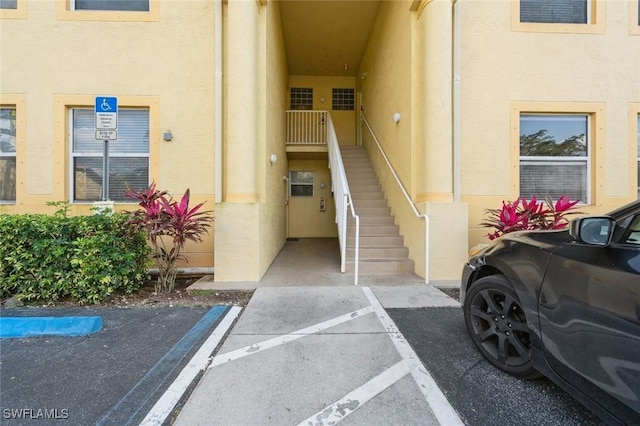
[{"left": 278, "top": 0, "right": 382, "bottom": 76}]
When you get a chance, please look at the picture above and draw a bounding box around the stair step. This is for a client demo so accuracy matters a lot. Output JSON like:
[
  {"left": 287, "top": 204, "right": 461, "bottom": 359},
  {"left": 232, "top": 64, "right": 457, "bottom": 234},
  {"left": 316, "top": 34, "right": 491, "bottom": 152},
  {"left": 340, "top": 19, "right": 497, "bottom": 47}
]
[
  {"left": 348, "top": 224, "right": 399, "bottom": 236},
  {"left": 341, "top": 145, "right": 414, "bottom": 275},
  {"left": 347, "top": 235, "right": 404, "bottom": 246},
  {"left": 355, "top": 207, "right": 391, "bottom": 216},
  {"left": 349, "top": 215, "right": 395, "bottom": 225},
  {"left": 352, "top": 199, "right": 387, "bottom": 209},
  {"left": 346, "top": 246, "right": 409, "bottom": 259},
  {"left": 345, "top": 259, "right": 415, "bottom": 274},
  {"left": 351, "top": 192, "right": 387, "bottom": 203}
]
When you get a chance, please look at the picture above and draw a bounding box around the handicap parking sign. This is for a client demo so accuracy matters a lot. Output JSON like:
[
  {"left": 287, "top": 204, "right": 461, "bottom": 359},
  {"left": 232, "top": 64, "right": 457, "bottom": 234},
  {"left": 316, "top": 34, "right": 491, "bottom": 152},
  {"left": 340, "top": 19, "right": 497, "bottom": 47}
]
[{"left": 95, "top": 97, "right": 118, "bottom": 131}]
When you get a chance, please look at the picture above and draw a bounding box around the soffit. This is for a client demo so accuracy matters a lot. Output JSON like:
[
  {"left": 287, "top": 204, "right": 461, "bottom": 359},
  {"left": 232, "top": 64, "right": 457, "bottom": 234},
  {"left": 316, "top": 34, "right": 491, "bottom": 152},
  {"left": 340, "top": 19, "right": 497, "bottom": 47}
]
[{"left": 278, "top": 0, "right": 382, "bottom": 76}]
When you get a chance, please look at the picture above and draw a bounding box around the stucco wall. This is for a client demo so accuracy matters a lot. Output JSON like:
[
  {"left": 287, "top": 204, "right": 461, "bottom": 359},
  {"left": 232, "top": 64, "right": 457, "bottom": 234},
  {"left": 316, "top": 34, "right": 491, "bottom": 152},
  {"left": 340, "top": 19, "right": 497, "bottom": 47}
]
[
  {"left": 357, "top": 0, "right": 468, "bottom": 280},
  {"left": 214, "top": 0, "right": 290, "bottom": 281},
  {"left": 459, "top": 0, "right": 640, "bottom": 247},
  {"left": 0, "top": 0, "right": 217, "bottom": 266},
  {"left": 259, "top": 0, "right": 289, "bottom": 275}
]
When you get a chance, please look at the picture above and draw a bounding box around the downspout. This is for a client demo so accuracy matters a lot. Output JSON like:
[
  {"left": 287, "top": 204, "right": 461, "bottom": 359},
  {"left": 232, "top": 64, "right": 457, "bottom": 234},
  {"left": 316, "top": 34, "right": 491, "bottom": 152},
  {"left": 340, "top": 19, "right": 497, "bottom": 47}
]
[
  {"left": 452, "top": 0, "right": 461, "bottom": 202},
  {"left": 214, "top": 0, "right": 223, "bottom": 203}
]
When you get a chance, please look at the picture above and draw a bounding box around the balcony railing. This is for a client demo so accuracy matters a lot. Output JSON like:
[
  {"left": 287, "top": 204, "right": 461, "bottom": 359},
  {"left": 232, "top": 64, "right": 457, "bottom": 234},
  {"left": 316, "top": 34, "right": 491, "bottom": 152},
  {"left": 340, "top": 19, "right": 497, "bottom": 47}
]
[{"left": 286, "top": 110, "right": 327, "bottom": 145}]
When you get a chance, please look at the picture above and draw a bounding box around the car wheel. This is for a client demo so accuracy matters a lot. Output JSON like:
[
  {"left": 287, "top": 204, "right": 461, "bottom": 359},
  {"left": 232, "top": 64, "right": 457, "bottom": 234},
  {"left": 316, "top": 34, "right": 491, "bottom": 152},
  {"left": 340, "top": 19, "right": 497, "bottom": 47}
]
[{"left": 463, "top": 275, "right": 539, "bottom": 379}]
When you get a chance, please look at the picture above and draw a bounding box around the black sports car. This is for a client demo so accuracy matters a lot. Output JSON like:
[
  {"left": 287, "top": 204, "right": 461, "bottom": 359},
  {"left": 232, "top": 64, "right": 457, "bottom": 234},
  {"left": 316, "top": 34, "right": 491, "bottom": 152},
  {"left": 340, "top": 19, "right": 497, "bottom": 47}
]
[{"left": 461, "top": 200, "right": 640, "bottom": 425}]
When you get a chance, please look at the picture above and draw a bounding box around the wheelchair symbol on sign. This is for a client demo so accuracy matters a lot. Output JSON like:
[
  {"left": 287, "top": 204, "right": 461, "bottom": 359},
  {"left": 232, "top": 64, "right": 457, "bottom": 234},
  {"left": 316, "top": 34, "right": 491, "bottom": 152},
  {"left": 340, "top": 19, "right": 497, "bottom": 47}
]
[{"left": 100, "top": 99, "right": 112, "bottom": 111}]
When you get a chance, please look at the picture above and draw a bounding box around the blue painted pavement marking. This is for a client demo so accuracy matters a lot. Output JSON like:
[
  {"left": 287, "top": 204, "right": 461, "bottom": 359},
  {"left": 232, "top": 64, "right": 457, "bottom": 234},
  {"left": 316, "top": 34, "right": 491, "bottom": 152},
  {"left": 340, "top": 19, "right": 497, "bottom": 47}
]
[
  {"left": 0, "top": 316, "right": 103, "bottom": 338},
  {"left": 96, "top": 305, "right": 230, "bottom": 426}
]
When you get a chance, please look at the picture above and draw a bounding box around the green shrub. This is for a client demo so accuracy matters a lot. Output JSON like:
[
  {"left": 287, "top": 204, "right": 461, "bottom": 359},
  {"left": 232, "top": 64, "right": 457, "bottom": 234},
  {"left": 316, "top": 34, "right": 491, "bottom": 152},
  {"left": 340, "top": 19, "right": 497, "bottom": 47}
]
[{"left": 0, "top": 212, "right": 151, "bottom": 304}]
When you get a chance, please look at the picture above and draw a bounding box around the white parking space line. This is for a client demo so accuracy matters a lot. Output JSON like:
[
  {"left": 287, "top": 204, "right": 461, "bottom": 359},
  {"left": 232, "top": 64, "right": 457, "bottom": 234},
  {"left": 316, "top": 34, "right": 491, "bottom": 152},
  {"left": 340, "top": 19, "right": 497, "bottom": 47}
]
[
  {"left": 209, "top": 305, "right": 376, "bottom": 368},
  {"left": 139, "top": 306, "right": 242, "bottom": 426},
  {"left": 296, "top": 359, "right": 416, "bottom": 426},
  {"left": 362, "top": 287, "right": 464, "bottom": 426}
]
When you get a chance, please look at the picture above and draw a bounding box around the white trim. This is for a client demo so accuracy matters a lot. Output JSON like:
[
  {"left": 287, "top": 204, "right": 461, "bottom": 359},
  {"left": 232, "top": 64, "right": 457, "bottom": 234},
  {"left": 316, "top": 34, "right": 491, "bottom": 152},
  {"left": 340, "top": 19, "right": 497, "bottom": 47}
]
[{"left": 139, "top": 306, "right": 243, "bottom": 426}]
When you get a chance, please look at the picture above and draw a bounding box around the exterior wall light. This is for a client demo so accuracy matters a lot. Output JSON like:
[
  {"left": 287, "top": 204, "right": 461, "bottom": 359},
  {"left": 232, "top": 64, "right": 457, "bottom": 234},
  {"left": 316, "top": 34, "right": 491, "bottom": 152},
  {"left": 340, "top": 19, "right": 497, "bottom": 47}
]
[
  {"left": 393, "top": 112, "right": 401, "bottom": 123},
  {"left": 270, "top": 154, "right": 278, "bottom": 165},
  {"left": 163, "top": 131, "right": 173, "bottom": 141}
]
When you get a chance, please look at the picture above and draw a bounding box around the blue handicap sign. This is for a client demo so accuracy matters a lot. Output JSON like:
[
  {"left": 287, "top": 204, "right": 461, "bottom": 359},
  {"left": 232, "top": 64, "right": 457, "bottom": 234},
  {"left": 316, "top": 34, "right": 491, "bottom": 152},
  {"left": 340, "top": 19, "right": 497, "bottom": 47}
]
[{"left": 95, "top": 97, "right": 118, "bottom": 113}]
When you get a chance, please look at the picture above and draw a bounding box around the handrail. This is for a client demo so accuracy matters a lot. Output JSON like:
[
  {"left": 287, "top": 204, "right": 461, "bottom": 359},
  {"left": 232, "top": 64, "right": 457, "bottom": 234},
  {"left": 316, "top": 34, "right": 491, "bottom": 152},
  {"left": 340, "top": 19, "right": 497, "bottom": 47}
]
[
  {"left": 360, "top": 113, "right": 430, "bottom": 284},
  {"left": 325, "top": 112, "right": 360, "bottom": 285}
]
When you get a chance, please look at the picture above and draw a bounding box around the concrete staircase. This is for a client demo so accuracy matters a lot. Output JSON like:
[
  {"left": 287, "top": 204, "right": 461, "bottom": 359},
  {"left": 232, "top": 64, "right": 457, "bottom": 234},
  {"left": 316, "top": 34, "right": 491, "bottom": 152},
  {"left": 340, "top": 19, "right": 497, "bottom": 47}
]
[{"left": 341, "top": 145, "right": 414, "bottom": 274}]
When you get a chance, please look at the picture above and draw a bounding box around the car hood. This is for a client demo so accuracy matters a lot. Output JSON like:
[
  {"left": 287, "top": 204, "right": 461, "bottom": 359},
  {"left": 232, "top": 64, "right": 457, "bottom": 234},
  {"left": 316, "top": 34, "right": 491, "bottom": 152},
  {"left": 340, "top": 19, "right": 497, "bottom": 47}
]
[{"left": 480, "top": 229, "right": 573, "bottom": 256}]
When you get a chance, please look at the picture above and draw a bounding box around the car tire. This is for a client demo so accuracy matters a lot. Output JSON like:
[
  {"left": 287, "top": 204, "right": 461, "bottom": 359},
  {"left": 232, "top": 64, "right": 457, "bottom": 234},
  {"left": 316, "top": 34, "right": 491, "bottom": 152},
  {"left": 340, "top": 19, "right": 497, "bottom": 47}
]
[{"left": 463, "top": 275, "right": 540, "bottom": 379}]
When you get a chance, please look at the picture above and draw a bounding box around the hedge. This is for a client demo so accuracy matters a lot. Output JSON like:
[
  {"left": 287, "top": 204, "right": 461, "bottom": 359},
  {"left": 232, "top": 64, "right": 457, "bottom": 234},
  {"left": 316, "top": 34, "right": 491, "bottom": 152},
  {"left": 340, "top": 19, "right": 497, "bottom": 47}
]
[{"left": 0, "top": 212, "right": 151, "bottom": 305}]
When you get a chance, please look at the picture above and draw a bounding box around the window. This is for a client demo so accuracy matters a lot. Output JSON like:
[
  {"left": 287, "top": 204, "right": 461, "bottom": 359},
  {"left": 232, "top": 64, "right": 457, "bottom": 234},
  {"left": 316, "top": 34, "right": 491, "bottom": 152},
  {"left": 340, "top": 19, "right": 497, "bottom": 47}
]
[
  {"left": 290, "top": 88, "right": 313, "bottom": 110},
  {"left": 0, "top": 107, "right": 16, "bottom": 203},
  {"left": 71, "top": 0, "right": 149, "bottom": 11},
  {"left": 520, "top": 0, "right": 589, "bottom": 24},
  {"left": 624, "top": 215, "right": 640, "bottom": 246},
  {"left": 71, "top": 108, "right": 149, "bottom": 202},
  {"left": 519, "top": 114, "right": 589, "bottom": 203},
  {"left": 332, "top": 88, "right": 355, "bottom": 111},
  {"left": 0, "top": 0, "right": 17, "bottom": 9},
  {"left": 1, "top": 0, "right": 25, "bottom": 19},
  {"left": 57, "top": 0, "right": 157, "bottom": 21},
  {"left": 632, "top": 0, "right": 640, "bottom": 35},
  {"left": 289, "top": 171, "right": 314, "bottom": 197}
]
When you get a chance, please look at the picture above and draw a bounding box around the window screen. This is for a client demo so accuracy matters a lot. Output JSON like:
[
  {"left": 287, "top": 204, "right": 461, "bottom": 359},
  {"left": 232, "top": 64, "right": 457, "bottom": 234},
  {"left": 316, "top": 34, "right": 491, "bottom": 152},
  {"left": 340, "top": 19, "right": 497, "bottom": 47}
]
[
  {"left": 520, "top": 0, "right": 588, "bottom": 24},
  {"left": 289, "top": 171, "right": 314, "bottom": 197},
  {"left": 0, "top": 0, "right": 17, "bottom": 9},
  {"left": 0, "top": 107, "right": 16, "bottom": 202},
  {"left": 332, "top": 88, "right": 355, "bottom": 111},
  {"left": 72, "top": 0, "right": 149, "bottom": 11},
  {"left": 72, "top": 108, "right": 149, "bottom": 202},
  {"left": 290, "top": 88, "right": 313, "bottom": 110},
  {"left": 520, "top": 114, "right": 589, "bottom": 203}
]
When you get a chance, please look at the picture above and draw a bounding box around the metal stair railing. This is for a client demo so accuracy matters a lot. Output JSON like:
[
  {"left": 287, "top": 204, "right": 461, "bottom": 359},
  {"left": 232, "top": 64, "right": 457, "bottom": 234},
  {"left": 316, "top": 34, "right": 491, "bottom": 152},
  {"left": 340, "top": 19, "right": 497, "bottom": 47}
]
[
  {"left": 326, "top": 112, "right": 360, "bottom": 285},
  {"left": 361, "top": 113, "right": 430, "bottom": 284}
]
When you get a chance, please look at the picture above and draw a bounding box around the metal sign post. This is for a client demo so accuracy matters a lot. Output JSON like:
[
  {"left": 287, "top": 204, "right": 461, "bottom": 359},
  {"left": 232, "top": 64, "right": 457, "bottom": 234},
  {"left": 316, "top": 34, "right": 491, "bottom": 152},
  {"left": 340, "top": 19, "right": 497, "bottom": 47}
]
[{"left": 95, "top": 97, "right": 118, "bottom": 201}]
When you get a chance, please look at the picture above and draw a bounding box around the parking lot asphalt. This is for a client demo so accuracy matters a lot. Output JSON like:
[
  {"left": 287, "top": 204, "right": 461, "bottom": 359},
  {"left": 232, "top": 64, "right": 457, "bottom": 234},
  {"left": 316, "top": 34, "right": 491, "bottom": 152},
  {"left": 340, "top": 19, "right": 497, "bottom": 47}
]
[
  {"left": 0, "top": 306, "right": 230, "bottom": 426},
  {"left": 0, "top": 285, "right": 605, "bottom": 426},
  {"left": 388, "top": 307, "right": 605, "bottom": 426}
]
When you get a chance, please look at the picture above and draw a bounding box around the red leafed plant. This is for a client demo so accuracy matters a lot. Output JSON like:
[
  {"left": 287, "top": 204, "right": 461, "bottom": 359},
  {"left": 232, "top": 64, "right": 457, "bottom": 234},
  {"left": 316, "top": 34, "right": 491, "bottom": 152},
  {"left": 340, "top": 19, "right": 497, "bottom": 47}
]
[
  {"left": 125, "top": 182, "right": 213, "bottom": 292},
  {"left": 481, "top": 195, "right": 581, "bottom": 240}
]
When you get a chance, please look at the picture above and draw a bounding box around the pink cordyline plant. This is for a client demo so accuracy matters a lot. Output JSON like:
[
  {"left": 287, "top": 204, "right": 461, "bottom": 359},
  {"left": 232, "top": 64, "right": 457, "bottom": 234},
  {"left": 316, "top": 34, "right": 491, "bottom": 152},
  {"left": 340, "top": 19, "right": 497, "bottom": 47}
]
[
  {"left": 125, "top": 183, "right": 213, "bottom": 292},
  {"left": 482, "top": 195, "right": 580, "bottom": 240}
]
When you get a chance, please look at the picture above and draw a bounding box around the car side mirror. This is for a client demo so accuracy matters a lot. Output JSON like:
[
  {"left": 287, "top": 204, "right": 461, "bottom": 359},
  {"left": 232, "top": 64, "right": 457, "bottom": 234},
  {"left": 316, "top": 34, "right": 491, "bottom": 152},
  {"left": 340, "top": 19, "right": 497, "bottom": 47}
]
[{"left": 570, "top": 216, "right": 615, "bottom": 246}]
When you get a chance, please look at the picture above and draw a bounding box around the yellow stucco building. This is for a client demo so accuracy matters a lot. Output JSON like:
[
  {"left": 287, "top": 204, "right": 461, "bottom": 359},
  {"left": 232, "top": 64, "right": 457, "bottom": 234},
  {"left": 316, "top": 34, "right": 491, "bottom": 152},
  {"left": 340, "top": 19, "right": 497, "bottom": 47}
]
[{"left": 1, "top": 0, "right": 639, "bottom": 283}]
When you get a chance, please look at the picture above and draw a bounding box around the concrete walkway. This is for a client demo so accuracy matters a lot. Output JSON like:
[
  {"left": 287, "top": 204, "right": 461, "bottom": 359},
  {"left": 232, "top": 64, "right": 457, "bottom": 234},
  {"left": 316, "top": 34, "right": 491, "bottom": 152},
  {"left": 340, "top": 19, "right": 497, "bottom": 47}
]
[
  {"left": 174, "top": 285, "right": 461, "bottom": 425},
  {"left": 188, "top": 238, "right": 450, "bottom": 290},
  {"left": 174, "top": 238, "right": 463, "bottom": 425}
]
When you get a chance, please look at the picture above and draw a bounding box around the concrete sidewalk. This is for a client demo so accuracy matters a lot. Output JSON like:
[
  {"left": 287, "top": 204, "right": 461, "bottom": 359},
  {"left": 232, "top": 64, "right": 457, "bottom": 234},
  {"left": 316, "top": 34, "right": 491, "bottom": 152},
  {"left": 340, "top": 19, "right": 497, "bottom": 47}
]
[{"left": 173, "top": 285, "right": 462, "bottom": 426}]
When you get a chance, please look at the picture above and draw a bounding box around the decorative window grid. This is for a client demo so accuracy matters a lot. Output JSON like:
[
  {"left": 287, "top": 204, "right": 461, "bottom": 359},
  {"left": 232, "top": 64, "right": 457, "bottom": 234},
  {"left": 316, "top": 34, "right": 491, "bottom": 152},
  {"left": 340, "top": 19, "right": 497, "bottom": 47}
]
[
  {"left": 332, "top": 88, "right": 355, "bottom": 111},
  {"left": 290, "top": 88, "right": 313, "bottom": 110}
]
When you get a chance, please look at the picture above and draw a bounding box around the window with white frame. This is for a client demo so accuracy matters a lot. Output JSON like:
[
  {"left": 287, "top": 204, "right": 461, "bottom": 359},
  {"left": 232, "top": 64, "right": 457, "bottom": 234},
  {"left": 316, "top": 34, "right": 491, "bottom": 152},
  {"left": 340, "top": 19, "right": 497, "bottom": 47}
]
[
  {"left": 289, "top": 171, "right": 314, "bottom": 197},
  {"left": 0, "top": 107, "right": 16, "bottom": 202},
  {"left": 71, "top": 0, "right": 149, "bottom": 11},
  {"left": 520, "top": 114, "right": 589, "bottom": 203},
  {"left": 71, "top": 108, "right": 149, "bottom": 202},
  {"left": 290, "top": 88, "right": 313, "bottom": 110},
  {"left": 520, "top": 0, "right": 589, "bottom": 24}
]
